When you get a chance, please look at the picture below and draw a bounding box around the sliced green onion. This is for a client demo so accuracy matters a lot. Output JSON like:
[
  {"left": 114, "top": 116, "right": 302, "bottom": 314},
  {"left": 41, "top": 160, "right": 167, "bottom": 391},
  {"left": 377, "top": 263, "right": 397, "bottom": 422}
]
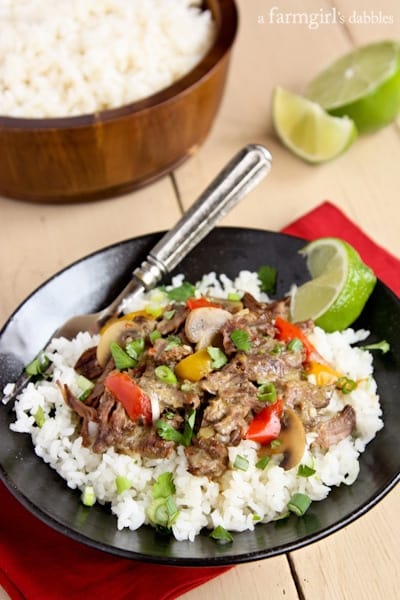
[
  {"left": 115, "top": 475, "right": 132, "bottom": 494},
  {"left": 76, "top": 375, "right": 95, "bottom": 401},
  {"left": 81, "top": 485, "right": 96, "bottom": 507},
  {"left": 257, "top": 265, "right": 278, "bottom": 295},
  {"left": 147, "top": 473, "right": 179, "bottom": 528},
  {"left": 227, "top": 292, "right": 241, "bottom": 301},
  {"left": 209, "top": 525, "right": 233, "bottom": 544},
  {"left": 155, "top": 365, "right": 177, "bottom": 385},
  {"left": 287, "top": 338, "right": 304, "bottom": 352},
  {"left": 110, "top": 341, "right": 136, "bottom": 370},
  {"left": 125, "top": 338, "right": 145, "bottom": 360},
  {"left": 230, "top": 329, "right": 251, "bottom": 352},
  {"left": 165, "top": 335, "right": 182, "bottom": 350},
  {"left": 152, "top": 472, "right": 175, "bottom": 499},
  {"left": 287, "top": 493, "right": 311, "bottom": 516},
  {"left": 207, "top": 346, "right": 228, "bottom": 369},
  {"left": 150, "top": 330, "right": 162, "bottom": 344},
  {"left": 33, "top": 406, "right": 45, "bottom": 428},
  {"left": 25, "top": 352, "right": 51, "bottom": 378},
  {"left": 271, "top": 343, "right": 284, "bottom": 355},
  {"left": 360, "top": 340, "right": 390, "bottom": 354},
  {"left": 163, "top": 309, "right": 176, "bottom": 321},
  {"left": 147, "top": 497, "right": 168, "bottom": 526},
  {"left": 233, "top": 455, "right": 249, "bottom": 471},
  {"left": 252, "top": 514, "right": 261, "bottom": 522},
  {"left": 297, "top": 464, "right": 316, "bottom": 478},
  {"left": 270, "top": 439, "right": 282, "bottom": 449},
  {"left": 257, "top": 382, "right": 277, "bottom": 403},
  {"left": 255, "top": 455, "right": 271, "bottom": 470},
  {"left": 336, "top": 376, "right": 357, "bottom": 394},
  {"left": 165, "top": 496, "right": 179, "bottom": 526}
]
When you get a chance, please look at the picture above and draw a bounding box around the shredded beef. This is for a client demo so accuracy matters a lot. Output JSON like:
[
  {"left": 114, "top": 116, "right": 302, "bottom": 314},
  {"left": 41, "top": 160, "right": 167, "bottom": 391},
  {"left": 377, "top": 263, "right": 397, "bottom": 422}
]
[
  {"left": 157, "top": 304, "right": 188, "bottom": 335},
  {"left": 58, "top": 382, "right": 97, "bottom": 447},
  {"left": 283, "top": 379, "right": 333, "bottom": 429},
  {"left": 74, "top": 346, "right": 103, "bottom": 380},
  {"left": 185, "top": 437, "right": 228, "bottom": 478},
  {"left": 65, "top": 291, "right": 361, "bottom": 479},
  {"left": 152, "top": 337, "right": 192, "bottom": 365},
  {"left": 221, "top": 310, "right": 276, "bottom": 355},
  {"left": 313, "top": 405, "right": 356, "bottom": 449}
]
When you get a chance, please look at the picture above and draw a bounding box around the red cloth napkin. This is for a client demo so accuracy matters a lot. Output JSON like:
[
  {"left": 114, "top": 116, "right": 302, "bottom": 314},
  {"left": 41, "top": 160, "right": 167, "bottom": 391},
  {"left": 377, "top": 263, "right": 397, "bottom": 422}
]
[
  {"left": 1, "top": 201, "right": 399, "bottom": 600},
  {"left": 282, "top": 201, "right": 399, "bottom": 297}
]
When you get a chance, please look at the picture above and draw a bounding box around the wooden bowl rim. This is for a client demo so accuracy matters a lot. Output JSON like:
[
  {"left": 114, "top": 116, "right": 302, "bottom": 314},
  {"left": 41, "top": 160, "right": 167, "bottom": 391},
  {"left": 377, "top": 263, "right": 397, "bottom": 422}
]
[{"left": 0, "top": 0, "right": 238, "bottom": 131}]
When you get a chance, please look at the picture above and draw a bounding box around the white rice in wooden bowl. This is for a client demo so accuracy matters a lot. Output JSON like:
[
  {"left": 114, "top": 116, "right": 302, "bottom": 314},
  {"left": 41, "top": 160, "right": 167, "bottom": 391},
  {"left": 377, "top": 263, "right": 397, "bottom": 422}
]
[{"left": 0, "top": 0, "right": 216, "bottom": 118}]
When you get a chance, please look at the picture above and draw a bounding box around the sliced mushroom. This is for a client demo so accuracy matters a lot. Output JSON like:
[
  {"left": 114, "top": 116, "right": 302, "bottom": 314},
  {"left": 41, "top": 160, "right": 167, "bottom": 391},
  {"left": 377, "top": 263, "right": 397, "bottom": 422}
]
[
  {"left": 96, "top": 320, "right": 143, "bottom": 367},
  {"left": 259, "top": 407, "right": 306, "bottom": 470},
  {"left": 185, "top": 307, "right": 231, "bottom": 350}
]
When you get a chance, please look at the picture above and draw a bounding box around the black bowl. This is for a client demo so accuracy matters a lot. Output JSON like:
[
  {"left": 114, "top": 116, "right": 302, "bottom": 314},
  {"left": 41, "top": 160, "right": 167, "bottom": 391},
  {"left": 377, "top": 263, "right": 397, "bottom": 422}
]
[{"left": 1, "top": 228, "right": 399, "bottom": 565}]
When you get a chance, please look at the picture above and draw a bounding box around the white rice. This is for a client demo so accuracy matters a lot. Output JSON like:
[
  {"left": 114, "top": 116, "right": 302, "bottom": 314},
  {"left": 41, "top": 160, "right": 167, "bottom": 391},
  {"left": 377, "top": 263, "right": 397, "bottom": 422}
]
[
  {"left": 4, "top": 271, "right": 383, "bottom": 541},
  {"left": 0, "top": 0, "right": 215, "bottom": 118}
]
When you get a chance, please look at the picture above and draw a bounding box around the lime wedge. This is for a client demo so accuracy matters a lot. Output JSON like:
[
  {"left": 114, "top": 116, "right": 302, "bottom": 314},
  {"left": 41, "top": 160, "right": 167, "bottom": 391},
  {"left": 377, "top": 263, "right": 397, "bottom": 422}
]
[
  {"left": 290, "top": 237, "right": 377, "bottom": 332},
  {"left": 272, "top": 87, "right": 357, "bottom": 163},
  {"left": 306, "top": 40, "right": 400, "bottom": 133}
]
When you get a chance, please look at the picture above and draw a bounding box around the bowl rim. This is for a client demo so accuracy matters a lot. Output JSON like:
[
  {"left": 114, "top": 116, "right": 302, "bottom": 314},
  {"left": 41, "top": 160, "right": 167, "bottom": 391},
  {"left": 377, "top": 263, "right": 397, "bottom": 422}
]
[{"left": 0, "top": 0, "right": 238, "bottom": 130}]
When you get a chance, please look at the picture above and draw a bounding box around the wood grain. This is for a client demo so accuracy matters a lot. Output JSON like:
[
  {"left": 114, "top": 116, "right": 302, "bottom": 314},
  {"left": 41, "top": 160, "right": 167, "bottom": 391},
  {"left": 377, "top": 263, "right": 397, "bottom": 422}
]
[
  {"left": 175, "top": 0, "right": 400, "bottom": 257},
  {"left": 0, "top": 176, "right": 180, "bottom": 325}
]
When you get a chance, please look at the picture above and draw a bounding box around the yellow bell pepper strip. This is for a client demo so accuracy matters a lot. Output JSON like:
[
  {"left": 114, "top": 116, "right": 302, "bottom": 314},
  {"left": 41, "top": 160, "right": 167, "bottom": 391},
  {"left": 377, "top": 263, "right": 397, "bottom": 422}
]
[
  {"left": 306, "top": 361, "right": 358, "bottom": 393},
  {"left": 306, "top": 361, "right": 342, "bottom": 385},
  {"left": 100, "top": 310, "right": 152, "bottom": 333},
  {"left": 174, "top": 348, "right": 212, "bottom": 382},
  {"left": 245, "top": 399, "right": 283, "bottom": 445},
  {"left": 104, "top": 371, "right": 152, "bottom": 424}
]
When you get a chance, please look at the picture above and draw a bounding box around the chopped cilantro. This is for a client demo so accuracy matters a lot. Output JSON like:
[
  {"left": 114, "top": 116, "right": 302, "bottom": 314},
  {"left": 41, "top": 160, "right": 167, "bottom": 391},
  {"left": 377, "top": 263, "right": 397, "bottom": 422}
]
[
  {"left": 125, "top": 338, "right": 145, "bottom": 360},
  {"left": 167, "top": 282, "right": 196, "bottom": 302},
  {"left": 256, "top": 455, "right": 271, "bottom": 470},
  {"left": 209, "top": 525, "right": 234, "bottom": 544},
  {"left": 25, "top": 352, "right": 51, "bottom": 378},
  {"left": 257, "top": 265, "right": 277, "bottom": 295},
  {"left": 360, "top": 340, "right": 390, "bottom": 354},
  {"left": 297, "top": 464, "right": 316, "bottom": 477}
]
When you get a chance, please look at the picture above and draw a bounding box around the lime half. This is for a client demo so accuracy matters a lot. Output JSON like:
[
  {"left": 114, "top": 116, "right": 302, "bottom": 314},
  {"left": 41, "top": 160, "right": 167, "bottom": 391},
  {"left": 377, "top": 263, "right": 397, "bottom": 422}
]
[
  {"left": 272, "top": 87, "right": 357, "bottom": 163},
  {"left": 290, "top": 237, "right": 377, "bottom": 332},
  {"left": 306, "top": 40, "right": 400, "bottom": 133}
]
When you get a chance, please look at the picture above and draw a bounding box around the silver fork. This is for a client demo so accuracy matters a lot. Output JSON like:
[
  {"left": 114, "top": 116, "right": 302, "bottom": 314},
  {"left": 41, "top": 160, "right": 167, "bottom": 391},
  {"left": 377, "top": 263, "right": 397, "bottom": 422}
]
[{"left": 6, "top": 144, "right": 272, "bottom": 397}]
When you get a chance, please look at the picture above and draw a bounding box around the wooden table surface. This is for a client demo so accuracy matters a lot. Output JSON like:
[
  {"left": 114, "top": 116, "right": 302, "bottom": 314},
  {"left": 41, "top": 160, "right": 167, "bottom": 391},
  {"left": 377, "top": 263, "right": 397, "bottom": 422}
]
[{"left": 1, "top": 1, "right": 399, "bottom": 598}]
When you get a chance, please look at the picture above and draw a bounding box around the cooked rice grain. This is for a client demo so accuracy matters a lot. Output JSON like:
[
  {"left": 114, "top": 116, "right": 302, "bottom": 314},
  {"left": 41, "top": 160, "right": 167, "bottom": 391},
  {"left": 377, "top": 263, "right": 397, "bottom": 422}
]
[
  {"left": 5, "top": 271, "right": 383, "bottom": 541},
  {"left": 0, "top": 0, "right": 215, "bottom": 117}
]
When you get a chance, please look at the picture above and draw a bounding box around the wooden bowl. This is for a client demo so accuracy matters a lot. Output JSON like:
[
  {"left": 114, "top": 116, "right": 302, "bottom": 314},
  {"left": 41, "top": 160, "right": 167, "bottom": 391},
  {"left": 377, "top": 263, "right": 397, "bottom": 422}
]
[{"left": 0, "top": 0, "right": 238, "bottom": 203}]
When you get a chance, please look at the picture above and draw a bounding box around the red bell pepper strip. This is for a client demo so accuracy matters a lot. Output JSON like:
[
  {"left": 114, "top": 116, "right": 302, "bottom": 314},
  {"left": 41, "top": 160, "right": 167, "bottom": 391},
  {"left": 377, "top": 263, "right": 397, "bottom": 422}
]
[
  {"left": 274, "top": 317, "right": 318, "bottom": 361},
  {"left": 245, "top": 399, "right": 283, "bottom": 445},
  {"left": 186, "top": 297, "right": 221, "bottom": 310},
  {"left": 104, "top": 371, "right": 152, "bottom": 424}
]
